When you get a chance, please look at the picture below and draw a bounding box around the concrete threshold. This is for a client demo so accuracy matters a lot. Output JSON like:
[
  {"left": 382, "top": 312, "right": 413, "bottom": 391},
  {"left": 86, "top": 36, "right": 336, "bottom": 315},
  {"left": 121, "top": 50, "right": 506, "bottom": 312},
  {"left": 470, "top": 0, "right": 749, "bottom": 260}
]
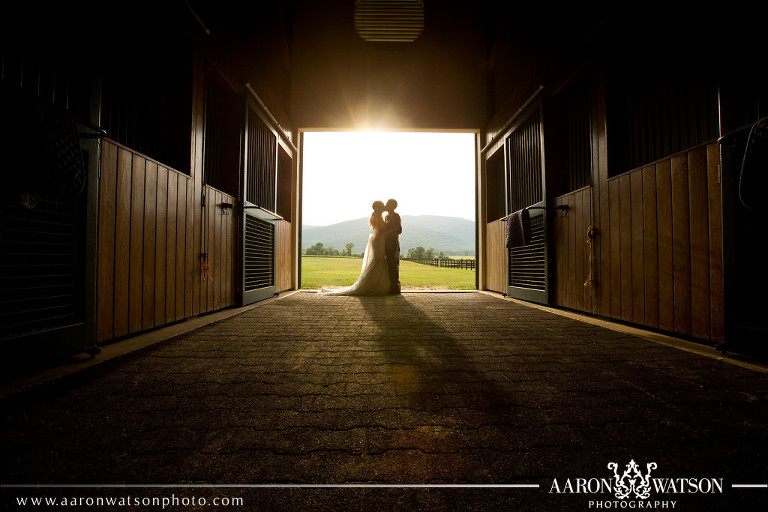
[{"left": 304, "top": 289, "right": 476, "bottom": 293}]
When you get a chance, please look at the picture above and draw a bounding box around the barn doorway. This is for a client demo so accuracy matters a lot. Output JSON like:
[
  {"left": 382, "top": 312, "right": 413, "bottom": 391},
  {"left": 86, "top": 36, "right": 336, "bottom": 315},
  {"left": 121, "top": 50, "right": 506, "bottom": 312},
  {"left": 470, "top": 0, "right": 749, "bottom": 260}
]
[{"left": 300, "top": 131, "right": 477, "bottom": 291}]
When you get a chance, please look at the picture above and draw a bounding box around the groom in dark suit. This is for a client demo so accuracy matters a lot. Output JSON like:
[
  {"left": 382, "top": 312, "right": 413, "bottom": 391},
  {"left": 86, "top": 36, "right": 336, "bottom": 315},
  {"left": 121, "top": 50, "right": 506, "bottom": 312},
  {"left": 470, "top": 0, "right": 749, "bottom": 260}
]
[{"left": 383, "top": 198, "right": 402, "bottom": 294}]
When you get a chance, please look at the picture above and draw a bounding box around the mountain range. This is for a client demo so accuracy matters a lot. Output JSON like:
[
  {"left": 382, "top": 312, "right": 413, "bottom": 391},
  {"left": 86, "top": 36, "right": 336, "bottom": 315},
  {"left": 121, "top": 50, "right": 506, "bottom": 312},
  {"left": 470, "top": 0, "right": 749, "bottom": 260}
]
[{"left": 302, "top": 215, "right": 475, "bottom": 255}]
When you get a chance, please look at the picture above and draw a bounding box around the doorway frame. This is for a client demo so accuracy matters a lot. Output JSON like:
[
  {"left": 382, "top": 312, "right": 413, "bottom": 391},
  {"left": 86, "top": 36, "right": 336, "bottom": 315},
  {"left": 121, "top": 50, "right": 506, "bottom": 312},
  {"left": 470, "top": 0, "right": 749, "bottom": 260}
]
[{"left": 296, "top": 128, "right": 481, "bottom": 290}]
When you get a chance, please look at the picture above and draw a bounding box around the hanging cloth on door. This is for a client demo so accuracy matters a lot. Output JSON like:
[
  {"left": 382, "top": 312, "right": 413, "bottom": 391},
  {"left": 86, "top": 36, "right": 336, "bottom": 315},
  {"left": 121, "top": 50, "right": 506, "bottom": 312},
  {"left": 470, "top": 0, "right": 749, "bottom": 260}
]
[{"left": 505, "top": 207, "right": 531, "bottom": 248}]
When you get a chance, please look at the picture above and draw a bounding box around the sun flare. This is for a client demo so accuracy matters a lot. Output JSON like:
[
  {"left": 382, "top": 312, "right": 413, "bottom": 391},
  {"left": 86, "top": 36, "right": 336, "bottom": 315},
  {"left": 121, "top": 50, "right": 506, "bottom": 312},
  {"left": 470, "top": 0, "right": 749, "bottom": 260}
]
[{"left": 302, "top": 131, "right": 476, "bottom": 227}]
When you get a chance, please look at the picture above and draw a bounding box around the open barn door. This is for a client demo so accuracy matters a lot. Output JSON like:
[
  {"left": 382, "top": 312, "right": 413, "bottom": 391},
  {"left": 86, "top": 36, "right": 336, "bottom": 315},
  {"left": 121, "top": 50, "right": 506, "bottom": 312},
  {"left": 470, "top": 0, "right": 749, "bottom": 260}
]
[
  {"left": 506, "top": 103, "right": 550, "bottom": 304},
  {"left": 240, "top": 97, "right": 280, "bottom": 305}
]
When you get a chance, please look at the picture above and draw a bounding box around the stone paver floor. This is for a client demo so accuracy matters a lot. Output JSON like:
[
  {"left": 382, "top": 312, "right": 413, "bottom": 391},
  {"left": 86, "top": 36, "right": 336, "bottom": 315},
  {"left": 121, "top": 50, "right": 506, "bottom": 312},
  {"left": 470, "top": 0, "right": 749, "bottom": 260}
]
[{"left": 2, "top": 292, "right": 768, "bottom": 510}]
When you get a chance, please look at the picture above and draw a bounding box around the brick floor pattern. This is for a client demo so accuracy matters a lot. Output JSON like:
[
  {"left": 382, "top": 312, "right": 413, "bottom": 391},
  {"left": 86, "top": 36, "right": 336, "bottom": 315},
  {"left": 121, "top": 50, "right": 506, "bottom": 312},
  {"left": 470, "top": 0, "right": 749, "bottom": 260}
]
[{"left": 2, "top": 292, "right": 768, "bottom": 510}]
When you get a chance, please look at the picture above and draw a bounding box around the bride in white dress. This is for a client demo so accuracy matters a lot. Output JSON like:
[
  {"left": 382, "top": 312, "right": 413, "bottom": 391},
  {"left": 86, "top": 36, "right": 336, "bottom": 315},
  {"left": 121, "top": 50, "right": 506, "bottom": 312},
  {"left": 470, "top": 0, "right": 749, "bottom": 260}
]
[{"left": 319, "top": 201, "right": 391, "bottom": 296}]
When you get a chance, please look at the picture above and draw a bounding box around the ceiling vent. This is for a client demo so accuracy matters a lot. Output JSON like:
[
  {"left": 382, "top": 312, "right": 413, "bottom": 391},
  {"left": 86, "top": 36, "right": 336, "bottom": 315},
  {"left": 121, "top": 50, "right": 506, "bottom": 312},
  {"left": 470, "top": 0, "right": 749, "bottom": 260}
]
[{"left": 354, "top": 0, "right": 425, "bottom": 43}]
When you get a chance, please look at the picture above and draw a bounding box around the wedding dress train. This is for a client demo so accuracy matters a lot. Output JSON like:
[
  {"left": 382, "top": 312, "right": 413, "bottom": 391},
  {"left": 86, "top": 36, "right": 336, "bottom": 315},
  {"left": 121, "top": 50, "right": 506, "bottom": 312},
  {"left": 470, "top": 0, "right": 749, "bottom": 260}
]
[{"left": 319, "top": 228, "right": 391, "bottom": 296}]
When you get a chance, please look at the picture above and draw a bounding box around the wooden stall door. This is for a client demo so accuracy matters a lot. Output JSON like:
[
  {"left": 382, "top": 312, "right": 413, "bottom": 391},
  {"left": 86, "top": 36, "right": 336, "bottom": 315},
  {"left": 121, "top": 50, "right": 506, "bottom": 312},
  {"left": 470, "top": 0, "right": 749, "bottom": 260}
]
[
  {"left": 506, "top": 105, "right": 549, "bottom": 304},
  {"left": 240, "top": 98, "right": 279, "bottom": 305},
  {"left": 1, "top": 124, "right": 99, "bottom": 365}
]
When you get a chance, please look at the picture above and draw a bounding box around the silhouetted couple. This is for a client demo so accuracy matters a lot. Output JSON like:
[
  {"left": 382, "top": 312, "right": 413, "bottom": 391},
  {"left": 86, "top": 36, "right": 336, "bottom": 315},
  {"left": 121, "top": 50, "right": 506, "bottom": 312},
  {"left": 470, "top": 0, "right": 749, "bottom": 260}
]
[{"left": 320, "top": 199, "right": 401, "bottom": 296}]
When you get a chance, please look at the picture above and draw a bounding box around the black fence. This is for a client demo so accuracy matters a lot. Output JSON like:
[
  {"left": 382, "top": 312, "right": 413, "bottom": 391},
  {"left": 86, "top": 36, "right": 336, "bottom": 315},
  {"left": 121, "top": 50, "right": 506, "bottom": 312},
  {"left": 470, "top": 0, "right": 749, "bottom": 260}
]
[{"left": 403, "top": 258, "right": 476, "bottom": 270}]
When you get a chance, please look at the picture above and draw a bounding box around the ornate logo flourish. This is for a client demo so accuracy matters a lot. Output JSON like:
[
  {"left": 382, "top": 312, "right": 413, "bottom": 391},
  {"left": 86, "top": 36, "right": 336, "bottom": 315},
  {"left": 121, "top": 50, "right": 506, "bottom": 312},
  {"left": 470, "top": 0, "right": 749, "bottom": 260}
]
[{"left": 607, "top": 459, "right": 658, "bottom": 500}]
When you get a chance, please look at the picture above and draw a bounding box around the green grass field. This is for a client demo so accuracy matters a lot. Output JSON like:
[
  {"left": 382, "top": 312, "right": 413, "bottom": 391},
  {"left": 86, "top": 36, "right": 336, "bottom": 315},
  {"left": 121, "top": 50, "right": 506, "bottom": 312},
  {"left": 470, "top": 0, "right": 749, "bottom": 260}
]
[{"left": 301, "top": 256, "right": 476, "bottom": 290}]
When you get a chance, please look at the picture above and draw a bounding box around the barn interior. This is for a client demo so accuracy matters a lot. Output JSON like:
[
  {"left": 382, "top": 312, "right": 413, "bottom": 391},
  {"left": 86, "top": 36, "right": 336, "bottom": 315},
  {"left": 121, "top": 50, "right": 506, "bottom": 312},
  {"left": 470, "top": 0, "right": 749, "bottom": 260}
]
[{"left": 1, "top": 0, "right": 766, "bottom": 389}]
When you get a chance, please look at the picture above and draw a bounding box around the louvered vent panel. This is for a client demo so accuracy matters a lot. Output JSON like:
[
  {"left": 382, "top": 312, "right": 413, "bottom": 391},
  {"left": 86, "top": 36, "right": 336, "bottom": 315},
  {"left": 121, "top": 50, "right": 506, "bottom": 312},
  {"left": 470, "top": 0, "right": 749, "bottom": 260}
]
[
  {"left": 0, "top": 195, "right": 80, "bottom": 339},
  {"left": 244, "top": 215, "right": 274, "bottom": 291},
  {"left": 509, "top": 215, "right": 546, "bottom": 290},
  {"left": 354, "top": 0, "right": 424, "bottom": 42}
]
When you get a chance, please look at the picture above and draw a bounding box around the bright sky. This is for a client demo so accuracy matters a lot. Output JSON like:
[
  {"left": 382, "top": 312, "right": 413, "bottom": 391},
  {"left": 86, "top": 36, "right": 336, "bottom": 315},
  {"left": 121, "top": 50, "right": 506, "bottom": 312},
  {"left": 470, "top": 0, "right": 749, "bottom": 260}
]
[{"left": 302, "top": 131, "right": 476, "bottom": 226}]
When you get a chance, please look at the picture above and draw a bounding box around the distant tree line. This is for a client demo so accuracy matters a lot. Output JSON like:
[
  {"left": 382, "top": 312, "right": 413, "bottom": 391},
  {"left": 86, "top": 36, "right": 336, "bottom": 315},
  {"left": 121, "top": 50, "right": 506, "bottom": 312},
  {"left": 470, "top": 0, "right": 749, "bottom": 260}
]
[
  {"left": 305, "top": 242, "right": 358, "bottom": 257},
  {"left": 305, "top": 242, "right": 470, "bottom": 260},
  {"left": 404, "top": 247, "right": 450, "bottom": 260},
  {"left": 406, "top": 247, "right": 433, "bottom": 260}
]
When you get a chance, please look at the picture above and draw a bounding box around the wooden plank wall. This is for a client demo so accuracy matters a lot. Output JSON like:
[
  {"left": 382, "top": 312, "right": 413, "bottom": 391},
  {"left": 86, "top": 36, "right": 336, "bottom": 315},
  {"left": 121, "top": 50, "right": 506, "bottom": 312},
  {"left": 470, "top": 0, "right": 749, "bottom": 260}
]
[
  {"left": 484, "top": 220, "right": 507, "bottom": 293},
  {"left": 573, "top": 142, "right": 723, "bottom": 342},
  {"left": 97, "top": 140, "right": 236, "bottom": 343},
  {"left": 276, "top": 219, "right": 293, "bottom": 292},
  {"left": 553, "top": 187, "right": 593, "bottom": 314}
]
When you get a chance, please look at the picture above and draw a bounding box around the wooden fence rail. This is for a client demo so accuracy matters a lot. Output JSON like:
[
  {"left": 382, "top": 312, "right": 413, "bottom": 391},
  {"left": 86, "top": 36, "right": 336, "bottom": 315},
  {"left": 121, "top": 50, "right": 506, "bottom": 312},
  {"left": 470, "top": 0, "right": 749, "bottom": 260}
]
[{"left": 403, "top": 258, "right": 476, "bottom": 270}]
